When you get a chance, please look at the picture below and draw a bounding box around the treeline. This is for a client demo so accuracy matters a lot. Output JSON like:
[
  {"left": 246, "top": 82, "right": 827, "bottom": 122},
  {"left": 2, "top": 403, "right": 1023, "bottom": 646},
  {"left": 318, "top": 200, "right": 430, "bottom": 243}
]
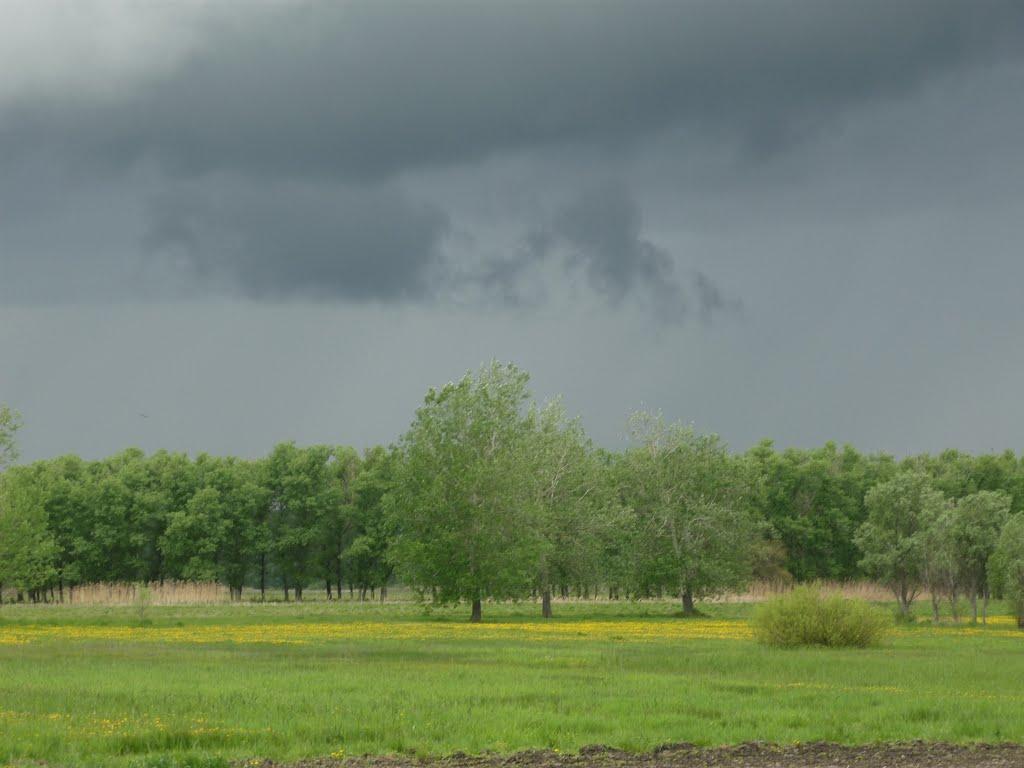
[{"left": 1, "top": 363, "right": 1024, "bottom": 623}]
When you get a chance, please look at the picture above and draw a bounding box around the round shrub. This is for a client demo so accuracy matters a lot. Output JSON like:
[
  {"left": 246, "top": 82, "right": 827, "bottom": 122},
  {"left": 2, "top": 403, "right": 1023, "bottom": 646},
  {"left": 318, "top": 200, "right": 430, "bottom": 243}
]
[{"left": 752, "top": 586, "right": 891, "bottom": 648}]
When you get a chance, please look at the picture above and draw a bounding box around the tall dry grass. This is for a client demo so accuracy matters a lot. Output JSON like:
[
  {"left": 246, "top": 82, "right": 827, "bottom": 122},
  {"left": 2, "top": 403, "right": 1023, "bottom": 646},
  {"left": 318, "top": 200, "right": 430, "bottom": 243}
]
[
  {"left": 7, "top": 580, "right": 894, "bottom": 606},
  {"left": 717, "top": 579, "right": 893, "bottom": 603},
  {"left": 67, "top": 581, "right": 229, "bottom": 606}
]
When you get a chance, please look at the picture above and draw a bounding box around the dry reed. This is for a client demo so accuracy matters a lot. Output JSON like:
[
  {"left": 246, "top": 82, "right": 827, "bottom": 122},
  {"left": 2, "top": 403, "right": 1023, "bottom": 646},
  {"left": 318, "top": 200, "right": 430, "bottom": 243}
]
[
  {"left": 67, "top": 581, "right": 229, "bottom": 606},
  {"left": 717, "top": 579, "right": 893, "bottom": 603}
]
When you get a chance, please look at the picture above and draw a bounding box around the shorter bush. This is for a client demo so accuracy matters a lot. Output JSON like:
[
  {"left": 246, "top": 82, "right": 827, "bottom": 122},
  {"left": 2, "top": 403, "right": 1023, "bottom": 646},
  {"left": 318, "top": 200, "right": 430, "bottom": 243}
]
[{"left": 752, "top": 586, "right": 891, "bottom": 648}]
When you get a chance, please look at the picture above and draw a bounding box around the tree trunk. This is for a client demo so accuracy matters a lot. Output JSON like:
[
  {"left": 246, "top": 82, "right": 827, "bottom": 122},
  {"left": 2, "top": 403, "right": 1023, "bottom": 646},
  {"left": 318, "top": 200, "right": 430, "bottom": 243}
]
[
  {"left": 930, "top": 592, "right": 941, "bottom": 623},
  {"left": 542, "top": 589, "right": 553, "bottom": 619},
  {"left": 681, "top": 587, "right": 696, "bottom": 616},
  {"left": 896, "top": 583, "right": 912, "bottom": 620},
  {"left": 471, "top": 598, "right": 482, "bottom": 622},
  {"left": 335, "top": 547, "right": 343, "bottom": 601},
  {"left": 325, "top": 580, "right": 332, "bottom": 600},
  {"left": 259, "top": 555, "right": 267, "bottom": 602},
  {"left": 970, "top": 592, "right": 978, "bottom": 624},
  {"left": 295, "top": 585, "right": 303, "bottom": 602},
  {"left": 380, "top": 585, "right": 387, "bottom": 603},
  {"left": 950, "top": 590, "right": 960, "bottom": 622}
]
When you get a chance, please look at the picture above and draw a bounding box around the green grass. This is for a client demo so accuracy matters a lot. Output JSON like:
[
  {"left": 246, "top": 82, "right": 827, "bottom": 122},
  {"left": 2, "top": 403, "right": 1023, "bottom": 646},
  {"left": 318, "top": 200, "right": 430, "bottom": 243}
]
[{"left": 0, "top": 599, "right": 1022, "bottom": 767}]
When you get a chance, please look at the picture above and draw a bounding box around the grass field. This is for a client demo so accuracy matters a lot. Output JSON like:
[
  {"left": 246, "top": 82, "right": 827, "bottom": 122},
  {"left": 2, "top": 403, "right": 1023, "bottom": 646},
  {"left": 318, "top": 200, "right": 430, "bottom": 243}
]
[{"left": 1, "top": 599, "right": 1022, "bottom": 767}]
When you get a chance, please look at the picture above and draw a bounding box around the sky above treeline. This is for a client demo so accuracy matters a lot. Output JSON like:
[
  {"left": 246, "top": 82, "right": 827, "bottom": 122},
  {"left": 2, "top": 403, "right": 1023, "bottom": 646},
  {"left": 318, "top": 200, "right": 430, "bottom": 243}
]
[{"left": 2, "top": 1, "right": 1024, "bottom": 462}]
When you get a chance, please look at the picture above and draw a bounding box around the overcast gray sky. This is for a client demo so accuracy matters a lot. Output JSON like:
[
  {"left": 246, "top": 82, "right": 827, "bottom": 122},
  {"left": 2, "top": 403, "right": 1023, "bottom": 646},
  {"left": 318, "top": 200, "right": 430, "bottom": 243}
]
[{"left": 2, "top": 0, "right": 1024, "bottom": 462}]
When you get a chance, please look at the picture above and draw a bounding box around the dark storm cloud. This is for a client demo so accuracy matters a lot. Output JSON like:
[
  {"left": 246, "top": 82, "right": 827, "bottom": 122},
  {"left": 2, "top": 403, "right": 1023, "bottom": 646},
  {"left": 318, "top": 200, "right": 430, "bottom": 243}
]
[
  {"left": 693, "top": 272, "right": 742, "bottom": 323},
  {"left": 144, "top": 181, "right": 450, "bottom": 301},
  {"left": 530, "top": 186, "right": 686, "bottom": 321},
  {"left": 4, "top": 0, "right": 1022, "bottom": 182},
  {"left": 2, "top": 0, "right": 1023, "bottom": 309},
  {"left": 4, "top": 2, "right": 1024, "bottom": 463},
  {"left": 512, "top": 186, "right": 737, "bottom": 323}
]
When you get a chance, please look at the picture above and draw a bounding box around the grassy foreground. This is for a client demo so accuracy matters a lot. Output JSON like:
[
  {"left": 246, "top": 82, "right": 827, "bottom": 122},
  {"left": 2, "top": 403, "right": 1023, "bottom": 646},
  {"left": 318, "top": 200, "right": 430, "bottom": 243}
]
[{"left": 1, "top": 600, "right": 1022, "bottom": 767}]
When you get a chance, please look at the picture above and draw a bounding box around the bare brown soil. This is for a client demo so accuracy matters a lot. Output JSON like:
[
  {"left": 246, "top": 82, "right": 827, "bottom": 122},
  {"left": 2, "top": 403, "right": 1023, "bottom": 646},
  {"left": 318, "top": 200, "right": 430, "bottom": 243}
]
[{"left": 248, "top": 742, "right": 1024, "bottom": 768}]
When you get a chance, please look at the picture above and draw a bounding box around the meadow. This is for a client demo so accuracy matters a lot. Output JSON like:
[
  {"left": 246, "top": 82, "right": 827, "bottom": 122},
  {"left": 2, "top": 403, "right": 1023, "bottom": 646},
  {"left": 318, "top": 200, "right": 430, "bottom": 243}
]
[{"left": 1, "top": 598, "right": 1023, "bottom": 767}]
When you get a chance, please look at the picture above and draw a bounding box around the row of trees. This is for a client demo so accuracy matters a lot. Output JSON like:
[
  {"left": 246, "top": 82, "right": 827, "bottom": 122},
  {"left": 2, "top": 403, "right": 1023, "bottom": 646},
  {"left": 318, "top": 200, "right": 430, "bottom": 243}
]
[
  {"left": 856, "top": 472, "right": 1024, "bottom": 625},
  {"left": 2, "top": 362, "right": 1024, "bottom": 623},
  {"left": 0, "top": 441, "right": 392, "bottom": 604}
]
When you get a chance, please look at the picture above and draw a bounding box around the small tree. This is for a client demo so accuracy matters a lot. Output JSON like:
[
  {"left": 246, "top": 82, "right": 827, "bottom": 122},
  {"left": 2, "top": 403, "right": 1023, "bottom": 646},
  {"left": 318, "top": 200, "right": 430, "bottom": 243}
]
[
  {"left": 0, "top": 404, "right": 21, "bottom": 471},
  {"left": 988, "top": 514, "right": 1024, "bottom": 629},
  {"left": 0, "top": 469, "right": 58, "bottom": 602},
  {"left": 918, "top": 503, "right": 959, "bottom": 622},
  {"left": 950, "top": 490, "right": 1011, "bottom": 623},
  {"left": 523, "top": 400, "right": 619, "bottom": 618},
  {"left": 346, "top": 446, "right": 399, "bottom": 600},
  {"left": 161, "top": 486, "right": 226, "bottom": 582},
  {"left": 264, "top": 443, "right": 342, "bottom": 601},
  {"left": 855, "top": 471, "right": 945, "bottom": 619},
  {"left": 317, "top": 446, "right": 361, "bottom": 600},
  {"left": 388, "top": 361, "right": 538, "bottom": 621},
  {"left": 623, "top": 412, "right": 759, "bottom": 615}
]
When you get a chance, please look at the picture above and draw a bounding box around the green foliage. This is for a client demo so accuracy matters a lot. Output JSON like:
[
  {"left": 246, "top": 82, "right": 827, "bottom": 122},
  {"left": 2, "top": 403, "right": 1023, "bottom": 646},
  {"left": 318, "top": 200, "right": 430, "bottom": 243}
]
[
  {"left": 623, "top": 412, "right": 759, "bottom": 613},
  {"left": 855, "top": 471, "right": 945, "bottom": 616},
  {"left": 6, "top": 363, "right": 1024, "bottom": 621},
  {"left": 950, "top": 491, "right": 1011, "bottom": 620},
  {"left": 0, "top": 468, "right": 58, "bottom": 595},
  {"left": 0, "top": 403, "right": 21, "bottom": 470},
  {"left": 264, "top": 443, "right": 345, "bottom": 600},
  {"left": 752, "top": 587, "right": 891, "bottom": 647},
  {"left": 746, "top": 441, "right": 895, "bottom": 581},
  {"left": 988, "top": 514, "right": 1024, "bottom": 628},
  {"left": 523, "top": 399, "right": 621, "bottom": 615},
  {"left": 918, "top": 503, "right": 959, "bottom": 622},
  {"left": 387, "top": 362, "right": 539, "bottom": 618},
  {"left": 343, "top": 446, "right": 397, "bottom": 597}
]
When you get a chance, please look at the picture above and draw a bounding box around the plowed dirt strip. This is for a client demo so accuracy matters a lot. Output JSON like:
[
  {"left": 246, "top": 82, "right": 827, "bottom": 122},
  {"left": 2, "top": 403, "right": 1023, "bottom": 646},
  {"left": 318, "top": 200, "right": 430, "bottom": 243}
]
[{"left": 246, "top": 743, "right": 1024, "bottom": 768}]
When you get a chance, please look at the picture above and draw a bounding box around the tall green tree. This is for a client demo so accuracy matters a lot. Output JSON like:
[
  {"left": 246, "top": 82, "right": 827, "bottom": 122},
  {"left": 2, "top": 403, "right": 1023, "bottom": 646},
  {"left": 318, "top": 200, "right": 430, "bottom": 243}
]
[
  {"left": 316, "top": 446, "right": 361, "bottom": 599},
  {"left": 988, "top": 514, "right": 1024, "bottom": 629},
  {"left": 855, "top": 471, "right": 945, "bottom": 618},
  {"left": 746, "top": 441, "right": 895, "bottom": 581},
  {"left": 106, "top": 450, "right": 197, "bottom": 584},
  {"left": 524, "top": 400, "right": 619, "bottom": 617},
  {"left": 161, "top": 455, "right": 263, "bottom": 598},
  {"left": 388, "top": 361, "right": 538, "bottom": 621},
  {"left": 918, "top": 502, "right": 959, "bottom": 622},
  {"left": 0, "top": 468, "right": 58, "bottom": 601},
  {"left": 22, "top": 456, "right": 88, "bottom": 598},
  {"left": 344, "top": 446, "right": 398, "bottom": 600},
  {"left": 71, "top": 462, "right": 139, "bottom": 583},
  {"left": 951, "top": 490, "right": 1011, "bottom": 623},
  {"left": 264, "top": 443, "right": 342, "bottom": 601},
  {"left": 623, "top": 412, "right": 759, "bottom": 615}
]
